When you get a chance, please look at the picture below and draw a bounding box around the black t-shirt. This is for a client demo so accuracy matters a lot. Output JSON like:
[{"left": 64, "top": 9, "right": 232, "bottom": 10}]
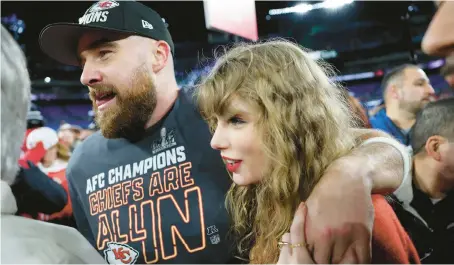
[{"left": 67, "top": 91, "right": 236, "bottom": 264}]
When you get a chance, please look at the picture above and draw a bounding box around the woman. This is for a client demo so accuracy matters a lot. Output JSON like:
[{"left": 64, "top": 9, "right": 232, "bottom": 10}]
[{"left": 197, "top": 40, "right": 419, "bottom": 264}]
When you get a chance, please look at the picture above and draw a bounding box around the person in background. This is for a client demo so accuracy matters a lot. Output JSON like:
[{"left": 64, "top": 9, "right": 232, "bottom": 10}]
[
  {"left": 79, "top": 122, "right": 97, "bottom": 141},
  {"left": 0, "top": 25, "right": 104, "bottom": 264},
  {"left": 348, "top": 95, "right": 371, "bottom": 128},
  {"left": 19, "top": 124, "right": 59, "bottom": 168},
  {"left": 58, "top": 123, "right": 83, "bottom": 151},
  {"left": 341, "top": 90, "right": 371, "bottom": 128},
  {"left": 20, "top": 106, "right": 45, "bottom": 157},
  {"left": 15, "top": 62, "right": 68, "bottom": 221},
  {"left": 27, "top": 106, "right": 45, "bottom": 129},
  {"left": 388, "top": 98, "right": 454, "bottom": 264},
  {"left": 370, "top": 64, "right": 435, "bottom": 146},
  {"left": 197, "top": 40, "right": 419, "bottom": 264},
  {"left": 25, "top": 126, "right": 75, "bottom": 227}
]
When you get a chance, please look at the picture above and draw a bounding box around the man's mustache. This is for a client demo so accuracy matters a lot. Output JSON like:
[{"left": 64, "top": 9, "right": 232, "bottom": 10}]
[{"left": 89, "top": 85, "right": 118, "bottom": 98}]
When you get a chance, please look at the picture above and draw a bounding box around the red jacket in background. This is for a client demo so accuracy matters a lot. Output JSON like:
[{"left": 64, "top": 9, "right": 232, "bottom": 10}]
[{"left": 372, "top": 194, "right": 420, "bottom": 264}]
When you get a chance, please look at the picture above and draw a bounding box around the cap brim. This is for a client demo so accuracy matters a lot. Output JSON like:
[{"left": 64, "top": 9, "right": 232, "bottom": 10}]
[{"left": 39, "top": 23, "right": 134, "bottom": 66}]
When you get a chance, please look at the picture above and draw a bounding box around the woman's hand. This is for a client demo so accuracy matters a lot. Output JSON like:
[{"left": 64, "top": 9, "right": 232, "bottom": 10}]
[{"left": 278, "top": 202, "right": 314, "bottom": 264}]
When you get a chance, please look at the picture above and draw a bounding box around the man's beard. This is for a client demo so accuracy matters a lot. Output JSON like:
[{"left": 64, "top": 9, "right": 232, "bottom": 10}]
[
  {"left": 399, "top": 98, "right": 431, "bottom": 114},
  {"left": 90, "top": 67, "right": 157, "bottom": 142}
]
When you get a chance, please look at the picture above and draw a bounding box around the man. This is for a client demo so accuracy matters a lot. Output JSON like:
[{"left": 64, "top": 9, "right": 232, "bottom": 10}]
[
  {"left": 370, "top": 64, "right": 435, "bottom": 145},
  {"left": 0, "top": 25, "right": 104, "bottom": 264},
  {"left": 39, "top": 1, "right": 412, "bottom": 264},
  {"left": 389, "top": 98, "right": 454, "bottom": 263}
]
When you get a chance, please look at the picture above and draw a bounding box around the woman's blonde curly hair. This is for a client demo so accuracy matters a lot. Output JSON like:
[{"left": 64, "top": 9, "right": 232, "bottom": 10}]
[{"left": 196, "top": 39, "right": 357, "bottom": 263}]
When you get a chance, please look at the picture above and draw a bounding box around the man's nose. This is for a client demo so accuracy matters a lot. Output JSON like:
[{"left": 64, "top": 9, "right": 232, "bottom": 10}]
[{"left": 80, "top": 62, "right": 103, "bottom": 86}]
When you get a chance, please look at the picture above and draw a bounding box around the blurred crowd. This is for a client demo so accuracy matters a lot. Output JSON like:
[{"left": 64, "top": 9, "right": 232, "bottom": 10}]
[{"left": 14, "top": 114, "right": 96, "bottom": 227}]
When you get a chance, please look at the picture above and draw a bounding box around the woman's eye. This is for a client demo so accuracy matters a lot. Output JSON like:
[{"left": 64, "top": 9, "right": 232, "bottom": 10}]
[{"left": 228, "top": 116, "right": 245, "bottom": 125}]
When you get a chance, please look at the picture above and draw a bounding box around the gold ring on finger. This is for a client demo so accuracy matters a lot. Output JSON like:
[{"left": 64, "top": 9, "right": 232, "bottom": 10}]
[
  {"left": 290, "top": 242, "right": 307, "bottom": 249},
  {"left": 278, "top": 241, "right": 291, "bottom": 249}
]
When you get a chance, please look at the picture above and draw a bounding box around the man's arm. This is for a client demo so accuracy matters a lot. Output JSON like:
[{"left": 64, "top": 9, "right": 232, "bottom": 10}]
[
  {"left": 335, "top": 128, "right": 407, "bottom": 194},
  {"left": 347, "top": 128, "right": 409, "bottom": 194},
  {"left": 304, "top": 128, "right": 411, "bottom": 263},
  {"left": 349, "top": 127, "right": 391, "bottom": 141}
]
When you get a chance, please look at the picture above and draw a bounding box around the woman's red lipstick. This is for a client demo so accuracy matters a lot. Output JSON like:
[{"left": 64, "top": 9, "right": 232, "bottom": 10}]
[{"left": 222, "top": 156, "right": 242, "bottom": 173}]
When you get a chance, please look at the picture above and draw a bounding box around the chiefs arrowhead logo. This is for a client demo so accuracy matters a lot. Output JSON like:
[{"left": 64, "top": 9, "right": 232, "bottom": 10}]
[
  {"left": 86, "top": 0, "right": 119, "bottom": 14},
  {"left": 104, "top": 242, "right": 139, "bottom": 265}
]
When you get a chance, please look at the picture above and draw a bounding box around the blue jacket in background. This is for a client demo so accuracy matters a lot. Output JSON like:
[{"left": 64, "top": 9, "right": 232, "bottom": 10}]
[{"left": 370, "top": 108, "right": 411, "bottom": 146}]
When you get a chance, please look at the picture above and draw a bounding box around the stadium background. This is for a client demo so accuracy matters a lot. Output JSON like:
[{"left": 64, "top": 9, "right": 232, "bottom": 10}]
[{"left": 2, "top": 0, "right": 451, "bottom": 130}]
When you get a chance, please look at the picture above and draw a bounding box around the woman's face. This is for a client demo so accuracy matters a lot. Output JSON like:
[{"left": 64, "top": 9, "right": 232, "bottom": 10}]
[
  {"left": 43, "top": 144, "right": 58, "bottom": 164},
  {"left": 210, "top": 98, "right": 268, "bottom": 186}
]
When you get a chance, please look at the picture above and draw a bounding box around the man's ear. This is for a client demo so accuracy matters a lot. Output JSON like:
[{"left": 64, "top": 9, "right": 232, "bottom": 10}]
[
  {"left": 388, "top": 84, "right": 401, "bottom": 100},
  {"left": 425, "top": 135, "right": 446, "bottom": 161},
  {"left": 152, "top": 40, "right": 170, "bottom": 73}
]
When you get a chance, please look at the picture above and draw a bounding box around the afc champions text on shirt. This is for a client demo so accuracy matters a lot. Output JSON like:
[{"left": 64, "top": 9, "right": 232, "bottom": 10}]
[{"left": 84, "top": 128, "right": 218, "bottom": 264}]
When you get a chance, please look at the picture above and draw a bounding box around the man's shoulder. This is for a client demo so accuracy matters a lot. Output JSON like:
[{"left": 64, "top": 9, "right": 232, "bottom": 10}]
[
  {"left": 369, "top": 109, "right": 388, "bottom": 128},
  {"left": 177, "top": 89, "right": 198, "bottom": 112},
  {"left": 174, "top": 89, "right": 207, "bottom": 127},
  {"left": 83, "top": 130, "right": 105, "bottom": 144}
]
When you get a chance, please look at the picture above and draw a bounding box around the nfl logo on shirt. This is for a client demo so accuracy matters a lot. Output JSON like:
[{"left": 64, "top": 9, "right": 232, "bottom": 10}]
[{"left": 104, "top": 242, "right": 139, "bottom": 265}]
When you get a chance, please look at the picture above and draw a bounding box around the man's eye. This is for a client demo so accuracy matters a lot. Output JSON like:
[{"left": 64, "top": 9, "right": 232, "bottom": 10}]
[{"left": 99, "top": 50, "right": 112, "bottom": 58}]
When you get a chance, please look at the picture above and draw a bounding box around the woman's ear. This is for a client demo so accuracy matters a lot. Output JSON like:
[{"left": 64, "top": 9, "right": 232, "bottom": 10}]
[{"left": 152, "top": 40, "right": 170, "bottom": 73}]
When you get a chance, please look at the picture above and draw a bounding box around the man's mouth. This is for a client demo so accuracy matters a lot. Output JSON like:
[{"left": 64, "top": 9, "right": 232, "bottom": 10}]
[{"left": 94, "top": 91, "right": 117, "bottom": 109}]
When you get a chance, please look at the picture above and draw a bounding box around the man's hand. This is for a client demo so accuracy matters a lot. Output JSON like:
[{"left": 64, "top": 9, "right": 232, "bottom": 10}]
[
  {"left": 304, "top": 156, "right": 375, "bottom": 264},
  {"left": 300, "top": 129, "right": 407, "bottom": 263}
]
